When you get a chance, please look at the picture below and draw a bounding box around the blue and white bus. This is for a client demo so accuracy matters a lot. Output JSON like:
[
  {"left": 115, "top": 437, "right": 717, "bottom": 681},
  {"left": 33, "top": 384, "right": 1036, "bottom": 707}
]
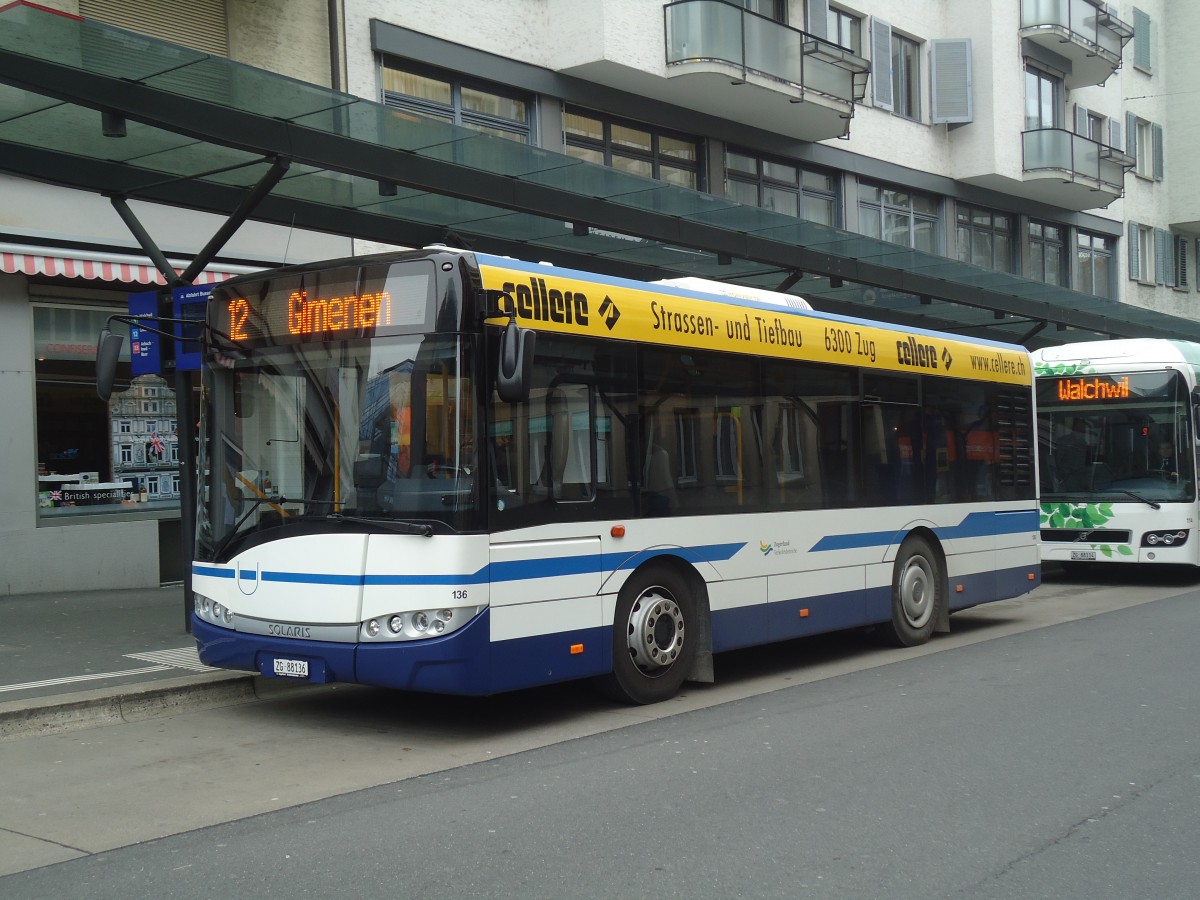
[
  {"left": 1033, "top": 339, "right": 1200, "bottom": 566},
  {"left": 189, "top": 247, "right": 1039, "bottom": 704}
]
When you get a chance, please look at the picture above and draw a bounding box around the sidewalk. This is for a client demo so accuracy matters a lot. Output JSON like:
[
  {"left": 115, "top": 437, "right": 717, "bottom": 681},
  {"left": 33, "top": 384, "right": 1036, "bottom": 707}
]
[{"left": 0, "top": 585, "right": 279, "bottom": 740}]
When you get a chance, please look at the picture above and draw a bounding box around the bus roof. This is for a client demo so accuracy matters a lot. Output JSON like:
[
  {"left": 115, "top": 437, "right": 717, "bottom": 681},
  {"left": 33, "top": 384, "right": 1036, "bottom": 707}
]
[{"left": 1031, "top": 338, "right": 1200, "bottom": 369}]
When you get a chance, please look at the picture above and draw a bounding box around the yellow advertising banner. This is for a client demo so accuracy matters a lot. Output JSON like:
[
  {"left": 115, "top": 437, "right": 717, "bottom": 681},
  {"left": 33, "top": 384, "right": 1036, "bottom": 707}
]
[{"left": 479, "top": 261, "right": 1030, "bottom": 386}]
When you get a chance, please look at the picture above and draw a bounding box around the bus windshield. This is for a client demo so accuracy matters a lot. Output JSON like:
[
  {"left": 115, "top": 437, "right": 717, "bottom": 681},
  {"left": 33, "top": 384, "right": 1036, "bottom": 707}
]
[
  {"left": 1036, "top": 369, "right": 1194, "bottom": 503},
  {"left": 197, "top": 334, "right": 480, "bottom": 561}
]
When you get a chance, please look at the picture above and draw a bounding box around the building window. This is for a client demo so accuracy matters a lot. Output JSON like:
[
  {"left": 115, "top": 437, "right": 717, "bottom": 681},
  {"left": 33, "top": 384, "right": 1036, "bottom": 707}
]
[
  {"left": 742, "top": 0, "right": 785, "bottom": 22},
  {"left": 1024, "top": 65, "right": 1061, "bottom": 130},
  {"left": 726, "top": 150, "right": 838, "bottom": 226},
  {"left": 1027, "top": 221, "right": 1066, "bottom": 286},
  {"left": 891, "top": 33, "right": 921, "bottom": 120},
  {"left": 380, "top": 59, "right": 532, "bottom": 143},
  {"left": 1075, "top": 232, "right": 1113, "bottom": 298},
  {"left": 564, "top": 108, "right": 702, "bottom": 189},
  {"left": 827, "top": 6, "right": 861, "bottom": 53},
  {"left": 956, "top": 204, "right": 1014, "bottom": 273},
  {"left": 1127, "top": 115, "right": 1164, "bottom": 181},
  {"left": 859, "top": 181, "right": 939, "bottom": 253}
]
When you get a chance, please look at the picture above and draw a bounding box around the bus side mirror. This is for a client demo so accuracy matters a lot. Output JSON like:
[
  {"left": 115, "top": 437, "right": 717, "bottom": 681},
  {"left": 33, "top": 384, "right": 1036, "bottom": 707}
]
[
  {"left": 496, "top": 319, "right": 536, "bottom": 404},
  {"left": 96, "top": 328, "right": 124, "bottom": 401}
]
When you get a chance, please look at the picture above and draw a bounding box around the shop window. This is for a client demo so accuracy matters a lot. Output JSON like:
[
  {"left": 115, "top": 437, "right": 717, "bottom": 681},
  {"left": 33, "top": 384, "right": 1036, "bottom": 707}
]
[
  {"left": 1027, "top": 220, "right": 1065, "bottom": 286},
  {"left": 956, "top": 204, "right": 1014, "bottom": 273},
  {"left": 380, "top": 59, "right": 532, "bottom": 143},
  {"left": 726, "top": 149, "right": 839, "bottom": 226},
  {"left": 34, "top": 303, "right": 180, "bottom": 518},
  {"left": 564, "top": 108, "right": 703, "bottom": 190},
  {"left": 859, "top": 181, "right": 939, "bottom": 253}
]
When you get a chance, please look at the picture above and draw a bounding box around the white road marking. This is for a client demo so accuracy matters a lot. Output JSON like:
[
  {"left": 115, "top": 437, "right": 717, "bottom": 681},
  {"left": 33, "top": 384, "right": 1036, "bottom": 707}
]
[
  {"left": 0, "top": 647, "right": 214, "bottom": 694},
  {"left": 0, "top": 666, "right": 173, "bottom": 693}
]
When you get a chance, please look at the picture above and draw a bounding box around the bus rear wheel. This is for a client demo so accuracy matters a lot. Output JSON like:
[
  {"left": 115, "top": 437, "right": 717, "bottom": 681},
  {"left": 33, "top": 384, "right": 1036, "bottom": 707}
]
[
  {"left": 600, "top": 563, "right": 696, "bottom": 705},
  {"left": 879, "top": 535, "right": 943, "bottom": 647}
]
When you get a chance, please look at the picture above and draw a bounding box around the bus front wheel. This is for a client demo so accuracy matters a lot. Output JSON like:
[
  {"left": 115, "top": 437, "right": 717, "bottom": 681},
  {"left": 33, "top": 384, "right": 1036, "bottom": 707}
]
[
  {"left": 600, "top": 563, "right": 696, "bottom": 705},
  {"left": 880, "top": 535, "right": 943, "bottom": 647}
]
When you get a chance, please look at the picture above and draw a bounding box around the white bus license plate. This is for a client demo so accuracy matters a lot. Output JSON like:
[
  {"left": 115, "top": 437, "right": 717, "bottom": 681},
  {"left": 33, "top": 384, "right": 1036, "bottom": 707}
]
[
  {"left": 273, "top": 658, "right": 309, "bottom": 678},
  {"left": 1069, "top": 550, "right": 1097, "bottom": 561}
]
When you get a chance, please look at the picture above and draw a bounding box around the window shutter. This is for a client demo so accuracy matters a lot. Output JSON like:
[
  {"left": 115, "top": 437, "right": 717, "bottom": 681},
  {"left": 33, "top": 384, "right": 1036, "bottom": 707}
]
[
  {"left": 930, "top": 39, "right": 973, "bottom": 124},
  {"left": 1108, "top": 118, "right": 1122, "bottom": 152},
  {"left": 1073, "top": 104, "right": 1088, "bottom": 135},
  {"left": 871, "top": 17, "right": 894, "bottom": 111},
  {"left": 1176, "top": 236, "right": 1189, "bottom": 289},
  {"left": 805, "top": 0, "right": 829, "bottom": 39},
  {"left": 1152, "top": 123, "right": 1164, "bottom": 180},
  {"left": 1133, "top": 7, "right": 1151, "bottom": 71},
  {"left": 80, "top": 0, "right": 228, "bottom": 56},
  {"left": 1154, "top": 228, "right": 1168, "bottom": 285},
  {"left": 1126, "top": 112, "right": 1138, "bottom": 164},
  {"left": 1127, "top": 221, "right": 1140, "bottom": 281}
]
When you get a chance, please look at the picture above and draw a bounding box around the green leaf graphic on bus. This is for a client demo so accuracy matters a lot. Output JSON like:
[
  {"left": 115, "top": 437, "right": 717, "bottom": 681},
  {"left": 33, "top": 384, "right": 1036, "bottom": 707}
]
[
  {"left": 1033, "top": 360, "right": 1097, "bottom": 377},
  {"left": 1039, "top": 501, "right": 1115, "bottom": 529}
]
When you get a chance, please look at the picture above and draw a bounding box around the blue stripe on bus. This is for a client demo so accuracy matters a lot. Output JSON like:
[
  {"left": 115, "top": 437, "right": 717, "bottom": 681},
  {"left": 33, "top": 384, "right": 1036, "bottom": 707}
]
[
  {"left": 809, "top": 510, "right": 1039, "bottom": 552},
  {"left": 192, "top": 541, "right": 747, "bottom": 587}
]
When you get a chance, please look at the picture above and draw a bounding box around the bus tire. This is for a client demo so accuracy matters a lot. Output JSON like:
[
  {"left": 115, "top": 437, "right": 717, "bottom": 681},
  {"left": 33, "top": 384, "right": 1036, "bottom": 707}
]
[
  {"left": 880, "top": 535, "right": 943, "bottom": 647},
  {"left": 600, "top": 563, "right": 696, "bottom": 705}
]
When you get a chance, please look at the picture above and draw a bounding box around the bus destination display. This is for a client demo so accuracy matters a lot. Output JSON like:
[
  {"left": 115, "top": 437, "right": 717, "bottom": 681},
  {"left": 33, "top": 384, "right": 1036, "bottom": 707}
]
[
  {"left": 1049, "top": 375, "right": 1131, "bottom": 401},
  {"left": 215, "top": 266, "right": 433, "bottom": 345}
]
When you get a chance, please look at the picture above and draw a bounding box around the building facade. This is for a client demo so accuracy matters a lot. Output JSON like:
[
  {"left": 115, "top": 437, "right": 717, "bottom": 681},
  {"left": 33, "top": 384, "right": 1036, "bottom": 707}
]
[{"left": 0, "top": 0, "right": 1193, "bottom": 594}]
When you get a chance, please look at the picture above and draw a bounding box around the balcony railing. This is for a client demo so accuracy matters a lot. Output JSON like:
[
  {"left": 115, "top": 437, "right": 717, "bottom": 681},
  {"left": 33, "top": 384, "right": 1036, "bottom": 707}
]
[
  {"left": 1020, "top": 0, "right": 1132, "bottom": 87},
  {"left": 664, "top": 0, "right": 868, "bottom": 105},
  {"left": 1023, "top": 127, "right": 1134, "bottom": 198}
]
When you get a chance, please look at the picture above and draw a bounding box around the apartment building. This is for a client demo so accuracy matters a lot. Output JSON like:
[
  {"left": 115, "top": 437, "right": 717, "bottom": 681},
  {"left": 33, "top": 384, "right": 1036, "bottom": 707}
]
[{"left": 0, "top": 0, "right": 1192, "bottom": 593}]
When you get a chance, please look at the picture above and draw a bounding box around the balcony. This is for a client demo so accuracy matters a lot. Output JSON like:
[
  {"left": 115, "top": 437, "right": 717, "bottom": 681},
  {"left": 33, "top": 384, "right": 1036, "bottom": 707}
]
[
  {"left": 1021, "top": 128, "right": 1133, "bottom": 209},
  {"left": 662, "top": 0, "right": 869, "bottom": 141},
  {"left": 1020, "top": 0, "right": 1133, "bottom": 89}
]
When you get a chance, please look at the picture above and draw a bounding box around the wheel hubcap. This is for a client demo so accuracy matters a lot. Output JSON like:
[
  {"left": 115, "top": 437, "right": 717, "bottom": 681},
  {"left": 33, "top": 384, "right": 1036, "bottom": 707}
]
[
  {"left": 626, "top": 588, "right": 685, "bottom": 672},
  {"left": 899, "top": 557, "right": 935, "bottom": 628}
]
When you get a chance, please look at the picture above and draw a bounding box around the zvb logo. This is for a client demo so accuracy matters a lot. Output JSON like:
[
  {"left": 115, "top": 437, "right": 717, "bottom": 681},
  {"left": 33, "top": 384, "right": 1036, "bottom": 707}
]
[
  {"left": 941, "top": 347, "right": 954, "bottom": 370},
  {"left": 598, "top": 295, "right": 621, "bottom": 330}
]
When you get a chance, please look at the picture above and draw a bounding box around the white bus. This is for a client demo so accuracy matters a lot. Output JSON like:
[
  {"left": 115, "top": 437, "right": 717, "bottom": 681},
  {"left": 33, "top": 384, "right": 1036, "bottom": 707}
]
[
  {"left": 189, "top": 248, "right": 1039, "bottom": 704},
  {"left": 1033, "top": 339, "right": 1199, "bottom": 566}
]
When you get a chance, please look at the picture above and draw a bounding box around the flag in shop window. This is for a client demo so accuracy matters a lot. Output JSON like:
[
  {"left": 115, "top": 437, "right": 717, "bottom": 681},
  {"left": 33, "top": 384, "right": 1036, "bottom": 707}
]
[{"left": 148, "top": 433, "right": 165, "bottom": 458}]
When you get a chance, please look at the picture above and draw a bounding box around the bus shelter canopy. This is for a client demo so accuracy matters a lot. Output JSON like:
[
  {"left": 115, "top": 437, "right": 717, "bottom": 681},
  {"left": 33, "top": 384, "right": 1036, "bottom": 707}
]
[{"left": 0, "top": 1, "right": 1191, "bottom": 349}]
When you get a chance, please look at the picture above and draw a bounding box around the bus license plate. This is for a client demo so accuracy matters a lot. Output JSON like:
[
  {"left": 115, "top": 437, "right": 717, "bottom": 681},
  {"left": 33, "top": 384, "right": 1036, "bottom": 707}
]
[
  {"left": 1069, "top": 550, "right": 1097, "bottom": 561},
  {"left": 273, "top": 658, "right": 309, "bottom": 678}
]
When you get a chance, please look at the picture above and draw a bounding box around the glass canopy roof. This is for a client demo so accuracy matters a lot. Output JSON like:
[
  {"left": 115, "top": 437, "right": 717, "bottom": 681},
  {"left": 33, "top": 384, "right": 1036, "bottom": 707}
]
[{"left": 0, "top": 1, "right": 1193, "bottom": 348}]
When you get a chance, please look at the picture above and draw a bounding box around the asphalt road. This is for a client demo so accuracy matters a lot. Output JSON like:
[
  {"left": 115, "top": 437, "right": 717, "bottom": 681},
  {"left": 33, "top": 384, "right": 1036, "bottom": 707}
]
[{"left": 2, "top": 567, "right": 1199, "bottom": 898}]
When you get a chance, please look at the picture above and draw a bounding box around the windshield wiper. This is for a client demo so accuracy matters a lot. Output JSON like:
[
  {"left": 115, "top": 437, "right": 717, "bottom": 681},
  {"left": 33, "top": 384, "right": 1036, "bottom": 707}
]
[
  {"left": 326, "top": 513, "right": 434, "bottom": 537},
  {"left": 210, "top": 496, "right": 341, "bottom": 560},
  {"left": 1114, "top": 489, "right": 1161, "bottom": 510}
]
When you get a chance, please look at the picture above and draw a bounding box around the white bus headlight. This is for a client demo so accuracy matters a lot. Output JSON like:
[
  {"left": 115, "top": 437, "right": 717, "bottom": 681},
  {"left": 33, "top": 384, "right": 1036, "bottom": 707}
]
[
  {"left": 359, "top": 605, "right": 485, "bottom": 642},
  {"left": 1142, "top": 530, "right": 1188, "bottom": 547}
]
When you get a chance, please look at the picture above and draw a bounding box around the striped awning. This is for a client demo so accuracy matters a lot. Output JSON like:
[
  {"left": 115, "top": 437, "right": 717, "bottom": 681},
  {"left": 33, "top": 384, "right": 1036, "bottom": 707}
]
[{"left": 0, "top": 243, "right": 257, "bottom": 285}]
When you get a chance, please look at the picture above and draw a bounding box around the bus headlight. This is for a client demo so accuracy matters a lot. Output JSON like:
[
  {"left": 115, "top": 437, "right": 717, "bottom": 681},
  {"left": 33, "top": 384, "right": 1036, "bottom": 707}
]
[
  {"left": 359, "top": 605, "right": 485, "bottom": 642},
  {"left": 1142, "top": 530, "right": 1189, "bottom": 547},
  {"left": 194, "top": 593, "right": 234, "bottom": 629}
]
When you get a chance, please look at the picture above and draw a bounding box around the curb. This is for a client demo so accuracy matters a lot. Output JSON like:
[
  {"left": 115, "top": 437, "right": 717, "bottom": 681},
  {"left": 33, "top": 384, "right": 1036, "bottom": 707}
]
[{"left": 0, "top": 671, "right": 322, "bottom": 742}]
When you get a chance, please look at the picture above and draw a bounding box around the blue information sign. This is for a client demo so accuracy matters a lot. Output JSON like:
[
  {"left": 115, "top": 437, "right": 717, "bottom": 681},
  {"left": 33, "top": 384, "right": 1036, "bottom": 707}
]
[
  {"left": 128, "top": 290, "right": 161, "bottom": 376},
  {"left": 173, "top": 285, "right": 211, "bottom": 372}
]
